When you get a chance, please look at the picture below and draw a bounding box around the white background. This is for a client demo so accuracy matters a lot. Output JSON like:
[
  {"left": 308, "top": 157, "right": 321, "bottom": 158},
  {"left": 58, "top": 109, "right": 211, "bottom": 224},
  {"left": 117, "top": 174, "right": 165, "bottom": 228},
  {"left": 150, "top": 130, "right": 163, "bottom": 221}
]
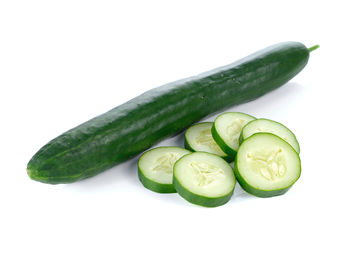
[{"left": 1, "top": 0, "right": 349, "bottom": 257}]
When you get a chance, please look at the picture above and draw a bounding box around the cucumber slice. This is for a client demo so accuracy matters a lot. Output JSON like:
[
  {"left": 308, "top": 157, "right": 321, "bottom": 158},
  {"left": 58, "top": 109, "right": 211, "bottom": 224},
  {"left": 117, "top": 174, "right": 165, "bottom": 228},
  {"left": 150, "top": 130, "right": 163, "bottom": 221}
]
[
  {"left": 212, "top": 112, "right": 256, "bottom": 157},
  {"left": 234, "top": 133, "right": 301, "bottom": 197},
  {"left": 138, "top": 147, "right": 191, "bottom": 193},
  {"left": 184, "top": 122, "right": 232, "bottom": 162},
  {"left": 239, "top": 118, "right": 300, "bottom": 153},
  {"left": 173, "top": 152, "right": 236, "bottom": 207}
]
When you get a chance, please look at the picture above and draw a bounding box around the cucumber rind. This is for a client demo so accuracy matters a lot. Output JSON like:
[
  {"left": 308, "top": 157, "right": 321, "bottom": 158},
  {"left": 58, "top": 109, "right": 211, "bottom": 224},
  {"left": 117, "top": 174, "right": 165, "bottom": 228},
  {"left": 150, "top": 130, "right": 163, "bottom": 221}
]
[
  {"left": 173, "top": 152, "right": 236, "bottom": 207},
  {"left": 137, "top": 146, "right": 191, "bottom": 194},
  {"left": 234, "top": 133, "right": 301, "bottom": 198},
  {"left": 240, "top": 118, "right": 300, "bottom": 153},
  {"left": 138, "top": 168, "right": 177, "bottom": 193},
  {"left": 238, "top": 131, "right": 245, "bottom": 146},
  {"left": 184, "top": 122, "right": 233, "bottom": 162},
  {"left": 212, "top": 112, "right": 256, "bottom": 157},
  {"left": 173, "top": 175, "right": 234, "bottom": 207},
  {"left": 233, "top": 165, "right": 292, "bottom": 197},
  {"left": 211, "top": 124, "right": 236, "bottom": 157}
]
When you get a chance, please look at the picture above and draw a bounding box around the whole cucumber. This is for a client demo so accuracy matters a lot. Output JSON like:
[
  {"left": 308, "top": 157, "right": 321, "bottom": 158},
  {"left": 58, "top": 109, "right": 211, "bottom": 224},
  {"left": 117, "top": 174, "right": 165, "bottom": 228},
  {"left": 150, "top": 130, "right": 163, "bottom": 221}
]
[{"left": 27, "top": 42, "right": 317, "bottom": 184}]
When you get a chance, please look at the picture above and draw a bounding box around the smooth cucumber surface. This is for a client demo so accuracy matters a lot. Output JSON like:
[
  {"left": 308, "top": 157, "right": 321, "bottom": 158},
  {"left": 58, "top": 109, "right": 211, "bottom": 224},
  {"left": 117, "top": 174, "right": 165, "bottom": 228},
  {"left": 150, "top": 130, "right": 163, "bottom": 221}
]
[
  {"left": 27, "top": 41, "right": 311, "bottom": 184},
  {"left": 234, "top": 133, "right": 301, "bottom": 197},
  {"left": 184, "top": 122, "right": 231, "bottom": 162},
  {"left": 138, "top": 147, "right": 191, "bottom": 193},
  {"left": 239, "top": 118, "right": 300, "bottom": 153},
  {"left": 173, "top": 152, "right": 236, "bottom": 207}
]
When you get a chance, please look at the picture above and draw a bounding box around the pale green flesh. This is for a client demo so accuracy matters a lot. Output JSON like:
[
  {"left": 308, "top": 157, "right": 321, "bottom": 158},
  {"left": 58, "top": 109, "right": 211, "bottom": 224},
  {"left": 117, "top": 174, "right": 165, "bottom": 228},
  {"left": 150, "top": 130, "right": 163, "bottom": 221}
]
[
  {"left": 236, "top": 133, "right": 300, "bottom": 191},
  {"left": 174, "top": 152, "right": 235, "bottom": 198},
  {"left": 139, "top": 147, "right": 191, "bottom": 184},
  {"left": 185, "top": 122, "right": 227, "bottom": 157},
  {"left": 215, "top": 112, "right": 255, "bottom": 151},
  {"left": 241, "top": 119, "right": 300, "bottom": 153}
]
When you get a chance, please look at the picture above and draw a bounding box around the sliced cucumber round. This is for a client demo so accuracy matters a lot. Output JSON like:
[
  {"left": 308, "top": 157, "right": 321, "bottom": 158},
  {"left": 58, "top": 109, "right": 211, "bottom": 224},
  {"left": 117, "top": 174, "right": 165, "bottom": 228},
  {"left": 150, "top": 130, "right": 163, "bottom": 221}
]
[
  {"left": 239, "top": 118, "right": 300, "bottom": 153},
  {"left": 138, "top": 147, "right": 191, "bottom": 193},
  {"left": 184, "top": 122, "right": 232, "bottom": 162},
  {"left": 173, "top": 152, "right": 236, "bottom": 207},
  {"left": 234, "top": 133, "right": 301, "bottom": 197},
  {"left": 212, "top": 112, "right": 256, "bottom": 157}
]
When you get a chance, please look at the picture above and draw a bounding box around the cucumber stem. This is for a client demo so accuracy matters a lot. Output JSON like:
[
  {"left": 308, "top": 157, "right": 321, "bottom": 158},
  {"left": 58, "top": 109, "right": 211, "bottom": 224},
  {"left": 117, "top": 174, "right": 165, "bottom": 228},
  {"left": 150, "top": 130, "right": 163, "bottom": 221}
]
[{"left": 308, "top": 45, "right": 320, "bottom": 52}]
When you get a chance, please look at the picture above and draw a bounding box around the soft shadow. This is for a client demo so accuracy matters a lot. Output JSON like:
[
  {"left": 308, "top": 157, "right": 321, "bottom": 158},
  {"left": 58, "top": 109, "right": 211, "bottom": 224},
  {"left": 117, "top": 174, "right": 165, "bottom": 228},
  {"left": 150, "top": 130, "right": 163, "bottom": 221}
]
[
  {"left": 172, "top": 132, "right": 185, "bottom": 147},
  {"left": 231, "top": 183, "right": 255, "bottom": 204},
  {"left": 150, "top": 191, "right": 190, "bottom": 207}
]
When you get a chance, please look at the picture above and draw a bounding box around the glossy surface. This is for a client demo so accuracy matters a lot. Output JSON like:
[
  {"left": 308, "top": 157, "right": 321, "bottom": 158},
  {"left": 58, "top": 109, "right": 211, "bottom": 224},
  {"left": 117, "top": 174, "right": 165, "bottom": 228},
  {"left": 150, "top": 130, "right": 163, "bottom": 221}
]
[{"left": 27, "top": 42, "right": 310, "bottom": 183}]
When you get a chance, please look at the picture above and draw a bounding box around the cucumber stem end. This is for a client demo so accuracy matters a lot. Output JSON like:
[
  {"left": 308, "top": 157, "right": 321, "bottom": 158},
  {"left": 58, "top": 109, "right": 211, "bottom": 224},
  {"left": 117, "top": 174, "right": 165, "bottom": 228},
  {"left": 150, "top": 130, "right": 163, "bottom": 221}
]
[{"left": 308, "top": 45, "right": 320, "bottom": 52}]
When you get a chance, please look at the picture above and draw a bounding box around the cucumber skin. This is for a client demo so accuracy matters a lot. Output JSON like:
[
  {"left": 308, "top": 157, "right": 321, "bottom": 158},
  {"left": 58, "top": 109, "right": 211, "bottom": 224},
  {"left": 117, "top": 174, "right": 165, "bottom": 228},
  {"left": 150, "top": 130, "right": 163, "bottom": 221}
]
[
  {"left": 238, "top": 132, "right": 245, "bottom": 145},
  {"left": 27, "top": 42, "right": 310, "bottom": 184},
  {"left": 184, "top": 123, "right": 233, "bottom": 163},
  {"left": 211, "top": 124, "right": 237, "bottom": 158},
  {"left": 239, "top": 118, "right": 300, "bottom": 153},
  {"left": 233, "top": 133, "right": 301, "bottom": 198},
  {"left": 173, "top": 171, "right": 235, "bottom": 208},
  {"left": 137, "top": 146, "right": 190, "bottom": 193},
  {"left": 233, "top": 163, "right": 291, "bottom": 197},
  {"left": 173, "top": 152, "right": 236, "bottom": 207},
  {"left": 211, "top": 112, "right": 256, "bottom": 158},
  {"left": 138, "top": 168, "right": 176, "bottom": 193}
]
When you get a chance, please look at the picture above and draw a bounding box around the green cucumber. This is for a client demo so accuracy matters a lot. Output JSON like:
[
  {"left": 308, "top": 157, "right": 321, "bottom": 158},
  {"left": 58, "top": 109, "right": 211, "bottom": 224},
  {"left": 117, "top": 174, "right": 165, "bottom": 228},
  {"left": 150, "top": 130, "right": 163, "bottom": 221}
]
[
  {"left": 173, "top": 152, "right": 236, "bottom": 207},
  {"left": 138, "top": 147, "right": 191, "bottom": 193},
  {"left": 27, "top": 41, "right": 315, "bottom": 184},
  {"left": 212, "top": 112, "right": 256, "bottom": 157},
  {"left": 184, "top": 122, "right": 231, "bottom": 162},
  {"left": 240, "top": 118, "right": 300, "bottom": 153},
  {"left": 234, "top": 133, "right": 301, "bottom": 197}
]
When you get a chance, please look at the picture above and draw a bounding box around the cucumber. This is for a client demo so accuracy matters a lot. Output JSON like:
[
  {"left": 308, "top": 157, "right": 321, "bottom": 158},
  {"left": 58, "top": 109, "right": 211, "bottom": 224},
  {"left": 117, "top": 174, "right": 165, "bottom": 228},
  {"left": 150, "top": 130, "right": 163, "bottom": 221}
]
[
  {"left": 240, "top": 118, "right": 300, "bottom": 153},
  {"left": 234, "top": 133, "right": 301, "bottom": 197},
  {"left": 184, "top": 122, "right": 231, "bottom": 162},
  {"left": 138, "top": 147, "right": 191, "bottom": 193},
  {"left": 173, "top": 152, "right": 235, "bottom": 207},
  {"left": 27, "top": 41, "right": 315, "bottom": 184},
  {"left": 212, "top": 112, "right": 256, "bottom": 157}
]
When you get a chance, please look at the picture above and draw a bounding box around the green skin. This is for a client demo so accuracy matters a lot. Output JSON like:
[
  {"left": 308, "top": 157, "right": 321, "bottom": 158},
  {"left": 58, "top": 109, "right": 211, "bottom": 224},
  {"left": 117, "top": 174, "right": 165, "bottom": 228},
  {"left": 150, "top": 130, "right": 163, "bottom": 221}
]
[
  {"left": 173, "top": 176, "right": 234, "bottom": 207},
  {"left": 137, "top": 146, "right": 190, "bottom": 193},
  {"left": 211, "top": 112, "right": 256, "bottom": 158},
  {"left": 173, "top": 153, "right": 236, "bottom": 207},
  {"left": 233, "top": 133, "right": 301, "bottom": 198},
  {"left": 138, "top": 168, "right": 176, "bottom": 193},
  {"left": 239, "top": 118, "right": 300, "bottom": 153},
  {"left": 238, "top": 131, "right": 245, "bottom": 145},
  {"left": 184, "top": 122, "right": 233, "bottom": 162},
  {"left": 27, "top": 42, "right": 313, "bottom": 184},
  {"left": 233, "top": 164, "right": 291, "bottom": 197}
]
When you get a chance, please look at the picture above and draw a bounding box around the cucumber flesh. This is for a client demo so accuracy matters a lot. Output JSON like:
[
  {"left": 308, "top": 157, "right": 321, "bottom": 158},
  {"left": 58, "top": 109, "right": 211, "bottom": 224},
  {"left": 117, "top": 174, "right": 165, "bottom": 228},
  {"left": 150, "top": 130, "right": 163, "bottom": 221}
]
[
  {"left": 173, "top": 152, "right": 236, "bottom": 207},
  {"left": 138, "top": 147, "right": 191, "bottom": 193},
  {"left": 185, "top": 122, "right": 231, "bottom": 162},
  {"left": 212, "top": 112, "right": 256, "bottom": 157},
  {"left": 234, "top": 133, "right": 301, "bottom": 197},
  {"left": 240, "top": 118, "right": 300, "bottom": 153}
]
